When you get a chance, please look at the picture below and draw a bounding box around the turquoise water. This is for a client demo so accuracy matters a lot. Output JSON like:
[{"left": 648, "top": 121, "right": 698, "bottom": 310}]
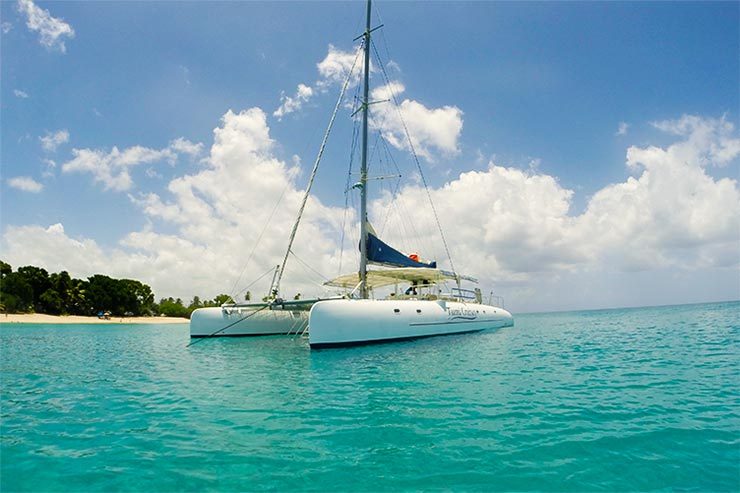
[{"left": 2, "top": 301, "right": 739, "bottom": 492}]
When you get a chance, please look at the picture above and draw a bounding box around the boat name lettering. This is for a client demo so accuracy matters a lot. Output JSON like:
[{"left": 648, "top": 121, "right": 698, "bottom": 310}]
[{"left": 447, "top": 308, "right": 477, "bottom": 320}]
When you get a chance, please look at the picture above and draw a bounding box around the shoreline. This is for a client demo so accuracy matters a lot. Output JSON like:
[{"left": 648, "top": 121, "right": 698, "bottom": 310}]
[{"left": 0, "top": 314, "right": 189, "bottom": 325}]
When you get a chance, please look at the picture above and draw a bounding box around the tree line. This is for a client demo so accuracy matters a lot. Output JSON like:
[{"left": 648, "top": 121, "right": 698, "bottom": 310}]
[{"left": 0, "top": 261, "right": 236, "bottom": 319}]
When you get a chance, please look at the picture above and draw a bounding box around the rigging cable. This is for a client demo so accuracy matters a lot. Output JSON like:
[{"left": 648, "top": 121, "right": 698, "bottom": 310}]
[
  {"left": 273, "top": 42, "right": 363, "bottom": 297},
  {"left": 371, "top": 39, "right": 458, "bottom": 278},
  {"left": 338, "top": 82, "right": 363, "bottom": 277},
  {"left": 232, "top": 265, "right": 280, "bottom": 302},
  {"left": 289, "top": 250, "right": 330, "bottom": 284},
  {"left": 228, "top": 184, "right": 290, "bottom": 302}
]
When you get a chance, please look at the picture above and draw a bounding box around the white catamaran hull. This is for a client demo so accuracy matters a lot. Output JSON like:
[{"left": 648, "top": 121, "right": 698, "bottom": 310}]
[
  {"left": 308, "top": 299, "right": 513, "bottom": 348},
  {"left": 190, "top": 306, "right": 308, "bottom": 337}
]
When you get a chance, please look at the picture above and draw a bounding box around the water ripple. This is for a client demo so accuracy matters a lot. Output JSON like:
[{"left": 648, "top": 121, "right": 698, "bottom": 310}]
[{"left": 2, "top": 302, "right": 739, "bottom": 491}]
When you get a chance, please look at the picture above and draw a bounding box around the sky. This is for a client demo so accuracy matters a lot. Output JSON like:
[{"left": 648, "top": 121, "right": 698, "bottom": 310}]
[{"left": 1, "top": 0, "right": 738, "bottom": 313}]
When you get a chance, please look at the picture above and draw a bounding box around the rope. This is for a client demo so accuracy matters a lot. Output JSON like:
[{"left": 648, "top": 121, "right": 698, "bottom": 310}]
[
  {"left": 273, "top": 43, "right": 363, "bottom": 296},
  {"left": 186, "top": 303, "right": 271, "bottom": 347},
  {"left": 371, "top": 39, "right": 458, "bottom": 278}
]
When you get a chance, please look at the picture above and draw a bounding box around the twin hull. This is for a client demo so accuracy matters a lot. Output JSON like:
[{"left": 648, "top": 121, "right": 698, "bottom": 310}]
[
  {"left": 190, "top": 306, "right": 307, "bottom": 337},
  {"left": 308, "top": 299, "right": 513, "bottom": 347}
]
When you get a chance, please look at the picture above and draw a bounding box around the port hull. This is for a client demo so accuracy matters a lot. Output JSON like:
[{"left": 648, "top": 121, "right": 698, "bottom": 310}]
[{"left": 189, "top": 306, "right": 308, "bottom": 337}]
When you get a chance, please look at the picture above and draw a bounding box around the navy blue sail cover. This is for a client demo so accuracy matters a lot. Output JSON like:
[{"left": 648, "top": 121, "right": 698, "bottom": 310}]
[{"left": 365, "top": 233, "right": 437, "bottom": 268}]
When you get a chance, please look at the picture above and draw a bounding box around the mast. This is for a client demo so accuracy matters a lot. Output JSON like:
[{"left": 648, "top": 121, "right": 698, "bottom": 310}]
[{"left": 359, "top": 0, "right": 372, "bottom": 299}]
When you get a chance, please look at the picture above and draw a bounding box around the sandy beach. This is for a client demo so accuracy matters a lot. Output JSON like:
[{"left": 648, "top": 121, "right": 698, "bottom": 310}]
[{"left": 0, "top": 314, "right": 189, "bottom": 324}]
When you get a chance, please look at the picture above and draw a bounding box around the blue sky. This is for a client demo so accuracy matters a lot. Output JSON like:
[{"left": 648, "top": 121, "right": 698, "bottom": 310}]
[{"left": 1, "top": 1, "right": 738, "bottom": 312}]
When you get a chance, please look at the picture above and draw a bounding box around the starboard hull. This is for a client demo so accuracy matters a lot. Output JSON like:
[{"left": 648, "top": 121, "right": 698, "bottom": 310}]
[{"left": 308, "top": 299, "right": 513, "bottom": 347}]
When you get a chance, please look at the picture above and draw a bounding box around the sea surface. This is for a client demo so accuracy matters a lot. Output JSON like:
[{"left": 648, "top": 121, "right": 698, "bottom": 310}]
[{"left": 2, "top": 301, "right": 739, "bottom": 492}]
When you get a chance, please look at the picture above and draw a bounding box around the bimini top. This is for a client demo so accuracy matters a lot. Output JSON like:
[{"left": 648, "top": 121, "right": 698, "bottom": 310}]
[{"left": 325, "top": 267, "right": 463, "bottom": 290}]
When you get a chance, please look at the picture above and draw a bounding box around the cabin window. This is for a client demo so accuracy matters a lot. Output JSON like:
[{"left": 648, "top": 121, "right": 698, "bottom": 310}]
[
  {"left": 393, "top": 308, "right": 400, "bottom": 313},
  {"left": 416, "top": 309, "right": 422, "bottom": 313}
]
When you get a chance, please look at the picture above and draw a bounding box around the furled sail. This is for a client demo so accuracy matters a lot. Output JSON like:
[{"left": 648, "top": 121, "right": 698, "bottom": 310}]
[{"left": 366, "top": 232, "right": 437, "bottom": 269}]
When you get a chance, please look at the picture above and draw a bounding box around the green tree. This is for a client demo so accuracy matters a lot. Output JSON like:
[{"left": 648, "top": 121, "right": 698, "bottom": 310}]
[
  {"left": 213, "top": 294, "right": 234, "bottom": 306},
  {"left": 17, "top": 266, "right": 51, "bottom": 312},
  {"left": 85, "top": 275, "right": 117, "bottom": 315},
  {"left": 66, "top": 279, "right": 90, "bottom": 315},
  {"left": 1, "top": 272, "right": 33, "bottom": 313},
  {"left": 40, "top": 289, "right": 64, "bottom": 315},
  {"left": 0, "top": 261, "right": 11, "bottom": 278},
  {"left": 49, "top": 271, "right": 73, "bottom": 314},
  {"left": 188, "top": 296, "right": 202, "bottom": 311},
  {"left": 157, "top": 297, "right": 190, "bottom": 318}
]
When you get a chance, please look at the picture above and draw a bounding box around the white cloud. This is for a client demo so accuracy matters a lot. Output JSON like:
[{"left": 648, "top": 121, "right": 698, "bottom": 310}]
[
  {"left": 316, "top": 44, "right": 363, "bottom": 88},
  {"left": 39, "top": 129, "right": 69, "bottom": 152},
  {"left": 272, "top": 45, "right": 461, "bottom": 162},
  {"left": 16, "top": 0, "right": 75, "bottom": 53},
  {"left": 370, "top": 81, "right": 463, "bottom": 160},
  {"left": 616, "top": 121, "right": 629, "bottom": 136},
  {"left": 274, "top": 84, "right": 314, "bottom": 119},
  {"left": 13, "top": 89, "right": 29, "bottom": 99},
  {"left": 386, "top": 60, "right": 401, "bottom": 73},
  {"left": 61, "top": 138, "right": 204, "bottom": 191},
  {"left": 10, "top": 108, "right": 349, "bottom": 299},
  {"left": 168, "top": 137, "right": 203, "bottom": 158},
  {"left": 650, "top": 114, "right": 740, "bottom": 166},
  {"left": 375, "top": 114, "right": 739, "bottom": 284},
  {"left": 62, "top": 146, "right": 175, "bottom": 191},
  {"left": 272, "top": 45, "right": 360, "bottom": 119},
  {"left": 3, "top": 113, "right": 737, "bottom": 311},
  {"left": 41, "top": 158, "right": 56, "bottom": 178},
  {"left": 145, "top": 168, "right": 163, "bottom": 179},
  {"left": 1, "top": 22, "right": 12, "bottom": 34},
  {"left": 8, "top": 176, "right": 43, "bottom": 193}
]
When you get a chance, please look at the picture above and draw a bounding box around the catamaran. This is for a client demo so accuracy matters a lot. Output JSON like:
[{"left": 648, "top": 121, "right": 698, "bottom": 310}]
[
  {"left": 191, "top": 0, "right": 513, "bottom": 343},
  {"left": 307, "top": 0, "right": 513, "bottom": 347}
]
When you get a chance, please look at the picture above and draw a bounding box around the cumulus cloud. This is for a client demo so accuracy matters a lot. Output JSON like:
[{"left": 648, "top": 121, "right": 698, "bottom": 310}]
[
  {"left": 274, "top": 84, "right": 314, "bottom": 120},
  {"left": 272, "top": 45, "right": 361, "bottom": 119},
  {"left": 8, "top": 176, "right": 43, "bottom": 193},
  {"left": 370, "top": 81, "right": 463, "bottom": 160},
  {"left": 11, "top": 108, "right": 348, "bottom": 299},
  {"left": 39, "top": 129, "right": 69, "bottom": 152},
  {"left": 3, "top": 113, "right": 737, "bottom": 310},
  {"left": 17, "top": 0, "right": 75, "bottom": 53},
  {"left": 375, "top": 114, "right": 739, "bottom": 284},
  {"left": 1, "top": 22, "right": 12, "bottom": 34},
  {"left": 316, "top": 44, "right": 364, "bottom": 88},
  {"left": 650, "top": 114, "right": 740, "bottom": 166},
  {"left": 168, "top": 137, "right": 203, "bottom": 158},
  {"left": 13, "top": 89, "right": 29, "bottom": 99},
  {"left": 61, "top": 138, "right": 203, "bottom": 191},
  {"left": 273, "top": 45, "right": 462, "bottom": 161},
  {"left": 124, "top": 108, "right": 347, "bottom": 296},
  {"left": 616, "top": 122, "right": 629, "bottom": 136}
]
